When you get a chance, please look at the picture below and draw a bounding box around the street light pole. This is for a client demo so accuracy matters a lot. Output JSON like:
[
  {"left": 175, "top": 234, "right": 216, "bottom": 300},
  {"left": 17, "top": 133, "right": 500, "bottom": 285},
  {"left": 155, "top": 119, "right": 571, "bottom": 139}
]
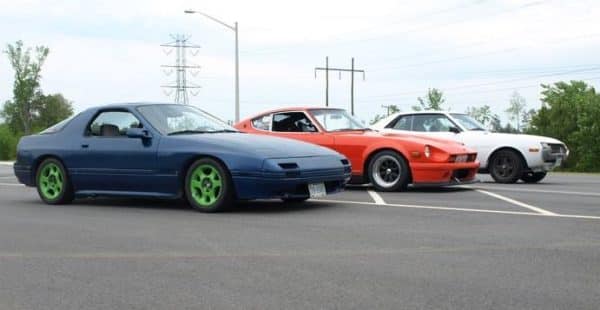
[{"left": 184, "top": 9, "right": 240, "bottom": 122}]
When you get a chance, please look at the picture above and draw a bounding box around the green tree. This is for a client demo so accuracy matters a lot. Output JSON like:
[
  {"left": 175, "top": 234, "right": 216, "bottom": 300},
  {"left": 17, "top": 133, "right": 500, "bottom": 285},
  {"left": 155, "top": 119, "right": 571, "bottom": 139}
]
[
  {"left": 32, "top": 94, "right": 74, "bottom": 130},
  {"left": 370, "top": 104, "right": 400, "bottom": 125},
  {"left": 413, "top": 88, "right": 445, "bottom": 111},
  {"left": 2, "top": 41, "right": 49, "bottom": 135},
  {"left": 529, "top": 81, "right": 600, "bottom": 171},
  {"left": 466, "top": 105, "right": 494, "bottom": 127},
  {"left": 506, "top": 91, "right": 527, "bottom": 132}
]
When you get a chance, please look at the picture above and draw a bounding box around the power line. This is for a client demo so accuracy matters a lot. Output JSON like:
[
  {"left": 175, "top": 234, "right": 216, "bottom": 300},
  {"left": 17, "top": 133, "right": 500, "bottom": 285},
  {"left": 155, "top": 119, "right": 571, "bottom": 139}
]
[
  {"left": 362, "top": 67, "right": 600, "bottom": 100},
  {"left": 241, "top": 0, "right": 549, "bottom": 55},
  {"left": 314, "top": 57, "right": 365, "bottom": 115},
  {"left": 161, "top": 34, "right": 201, "bottom": 104}
]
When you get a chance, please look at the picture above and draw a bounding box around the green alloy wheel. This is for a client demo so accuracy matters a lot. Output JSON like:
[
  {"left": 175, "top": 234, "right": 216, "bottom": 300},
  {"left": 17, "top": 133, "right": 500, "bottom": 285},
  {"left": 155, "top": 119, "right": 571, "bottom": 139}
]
[
  {"left": 185, "top": 158, "right": 234, "bottom": 212},
  {"left": 36, "top": 158, "right": 74, "bottom": 204}
]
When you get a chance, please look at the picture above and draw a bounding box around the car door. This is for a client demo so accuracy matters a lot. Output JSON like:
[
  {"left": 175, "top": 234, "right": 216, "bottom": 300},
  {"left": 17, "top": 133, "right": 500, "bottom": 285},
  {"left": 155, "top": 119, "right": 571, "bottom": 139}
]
[
  {"left": 270, "top": 112, "right": 335, "bottom": 148},
  {"left": 70, "top": 109, "right": 160, "bottom": 193}
]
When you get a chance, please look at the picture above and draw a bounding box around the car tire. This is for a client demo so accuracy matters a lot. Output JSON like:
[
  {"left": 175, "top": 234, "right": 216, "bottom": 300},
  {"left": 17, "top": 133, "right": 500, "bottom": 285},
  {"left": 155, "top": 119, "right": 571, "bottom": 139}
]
[
  {"left": 521, "top": 171, "right": 547, "bottom": 183},
  {"left": 367, "top": 150, "right": 410, "bottom": 192},
  {"left": 35, "top": 158, "right": 74, "bottom": 205},
  {"left": 489, "top": 149, "right": 524, "bottom": 184},
  {"left": 185, "top": 158, "right": 235, "bottom": 212}
]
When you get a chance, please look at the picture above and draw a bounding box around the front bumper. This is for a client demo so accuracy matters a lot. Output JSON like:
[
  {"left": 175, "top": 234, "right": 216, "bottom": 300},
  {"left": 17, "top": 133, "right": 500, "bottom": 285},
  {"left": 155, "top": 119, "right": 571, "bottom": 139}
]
[
  {"left": 410, "top": 161, "right": 479, "bottom": 186},
  {"left": 13, "top": 163, "right": 34, "bottom": 186},
  {"left": 232, "top": 172, "right": 351, "bottom": 200},
  {"left": 538, "top": 143, "right": 569, "bottom": 171}
]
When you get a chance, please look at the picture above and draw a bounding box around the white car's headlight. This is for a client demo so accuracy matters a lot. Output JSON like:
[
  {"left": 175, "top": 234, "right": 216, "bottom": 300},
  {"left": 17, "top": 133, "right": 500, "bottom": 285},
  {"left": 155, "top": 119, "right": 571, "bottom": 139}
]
[{"left": 540, "top": 142, "right": 550, "bottom": 149}]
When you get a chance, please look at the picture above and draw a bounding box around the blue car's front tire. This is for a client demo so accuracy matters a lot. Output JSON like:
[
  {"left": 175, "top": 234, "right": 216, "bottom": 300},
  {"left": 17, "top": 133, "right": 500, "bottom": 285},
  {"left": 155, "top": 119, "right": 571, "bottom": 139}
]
[{"left": 184, "top": 158, "right": 235, "bottom": 212}]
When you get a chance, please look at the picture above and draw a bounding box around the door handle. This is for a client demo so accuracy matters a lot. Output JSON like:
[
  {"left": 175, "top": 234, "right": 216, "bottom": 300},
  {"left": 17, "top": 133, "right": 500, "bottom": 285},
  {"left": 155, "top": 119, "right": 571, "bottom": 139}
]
[{"left": 81, "top": 144, "right": 89, "bottom": 149}]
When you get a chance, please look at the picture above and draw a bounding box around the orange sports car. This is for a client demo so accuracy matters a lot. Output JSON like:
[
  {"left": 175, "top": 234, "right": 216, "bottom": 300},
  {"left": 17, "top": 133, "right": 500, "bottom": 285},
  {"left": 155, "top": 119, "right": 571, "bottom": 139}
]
[{"left": 235, "top": 107, "right": 480, "bottom": 191}]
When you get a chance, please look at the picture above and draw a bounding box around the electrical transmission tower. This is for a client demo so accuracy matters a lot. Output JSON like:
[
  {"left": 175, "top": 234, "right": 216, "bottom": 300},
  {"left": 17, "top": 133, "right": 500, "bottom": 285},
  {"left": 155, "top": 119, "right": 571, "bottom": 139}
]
[
  {"left": 161, "top": 34, "right": 201, "bottom": 104},
  {"left": 315, "top": 57, "right": 365, "bottom": 115}
]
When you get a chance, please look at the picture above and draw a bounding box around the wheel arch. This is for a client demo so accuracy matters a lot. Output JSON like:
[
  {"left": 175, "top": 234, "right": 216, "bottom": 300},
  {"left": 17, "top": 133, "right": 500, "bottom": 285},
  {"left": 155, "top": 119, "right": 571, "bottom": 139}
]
[
  {"left": 31, "top": 154, "right": 68, "bottom": 182},
  {"left": 179, "top": 154, "right": 237, "bottom": 197},
  {"left": 363, "top": 147, "right": 413, "bottom": 184},
  {"left": 487, "top": 146, "right": 529, "bottom": 171}
]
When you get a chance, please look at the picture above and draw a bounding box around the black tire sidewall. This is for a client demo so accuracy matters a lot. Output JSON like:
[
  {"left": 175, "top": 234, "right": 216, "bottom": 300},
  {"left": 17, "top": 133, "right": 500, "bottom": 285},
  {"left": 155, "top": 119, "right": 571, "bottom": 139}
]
[
  {"left": 35, "top": 158, "right": 74, "bottom": 205},
  {"left": 521, "top": 171, "right": 547, "bottom": 183},
  {"left": 368, "top": 150, "right": 409, "bottom": 192},
  {"left": 184, "top": 158, "right": 234, "bottom": 212},
  {"left": 490, "top": 150, "right": 524, "bottom": 184}
]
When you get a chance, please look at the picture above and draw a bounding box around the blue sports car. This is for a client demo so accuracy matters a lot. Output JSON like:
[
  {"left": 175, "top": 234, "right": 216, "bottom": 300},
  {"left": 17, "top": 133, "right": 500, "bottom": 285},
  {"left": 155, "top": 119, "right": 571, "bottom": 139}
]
[{"left": 13, "top": 103, "right": 352, "bottom": 212}]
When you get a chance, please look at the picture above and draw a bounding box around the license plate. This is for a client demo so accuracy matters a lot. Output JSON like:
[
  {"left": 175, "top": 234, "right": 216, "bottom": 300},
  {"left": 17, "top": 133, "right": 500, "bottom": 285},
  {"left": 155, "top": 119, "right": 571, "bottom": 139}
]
[
  {"left": 455, "top": 155, "right": 468, "bottom": 163},
  {"left": 308, "top": 183, "right": 327, "bottom": 198}
]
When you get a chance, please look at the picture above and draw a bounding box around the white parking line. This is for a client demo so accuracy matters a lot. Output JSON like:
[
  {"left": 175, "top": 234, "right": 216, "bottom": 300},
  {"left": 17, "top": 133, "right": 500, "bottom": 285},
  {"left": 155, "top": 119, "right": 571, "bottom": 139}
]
[
  {"left": 315, "top": 199, "right": 600, "bottom": 220},
  {"left": 474, "top": 189, "right": 557, "bottom": 216},
  {"left": 473, "top": 186, "right": 600, "bottom": 197},
  {"left": 0, "top": 183, "right": 22, "bottom": 187},
  {"left": 367, "top": 190, "right": 386, "bottom": 205}
]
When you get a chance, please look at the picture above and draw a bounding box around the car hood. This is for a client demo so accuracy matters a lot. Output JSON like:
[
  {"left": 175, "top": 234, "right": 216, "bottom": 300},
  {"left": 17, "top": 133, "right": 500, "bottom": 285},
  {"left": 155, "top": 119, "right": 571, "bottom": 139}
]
[
  {"left": 332, "top": 130, "right": 475, "bottom": 153},
  {"left": 171, "top": 132, "right": 343, "bottom": 159},
  {"left": 463, "top": 131, "right": 565, "bottom": 145}
]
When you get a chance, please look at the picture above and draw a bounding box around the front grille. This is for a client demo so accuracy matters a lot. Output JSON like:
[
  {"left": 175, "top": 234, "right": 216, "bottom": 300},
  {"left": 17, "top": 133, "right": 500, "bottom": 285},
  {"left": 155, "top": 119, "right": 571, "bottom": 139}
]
[
  {"left": 452, "top": 169, "right": 470, "bottom": 179},
  {"left": 549, "top": 143, "right": 565, "bottom": 154}
]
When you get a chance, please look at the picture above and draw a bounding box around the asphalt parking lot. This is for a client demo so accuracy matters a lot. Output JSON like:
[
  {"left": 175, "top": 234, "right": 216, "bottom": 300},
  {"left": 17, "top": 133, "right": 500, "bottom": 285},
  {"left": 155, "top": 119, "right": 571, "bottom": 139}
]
[{"left": 0, "top": 163, "right": 599, "bottom": 310}]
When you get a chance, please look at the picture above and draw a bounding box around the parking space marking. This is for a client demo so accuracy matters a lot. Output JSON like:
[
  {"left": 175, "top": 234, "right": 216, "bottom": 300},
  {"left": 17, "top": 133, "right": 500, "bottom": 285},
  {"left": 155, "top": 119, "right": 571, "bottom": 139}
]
[
  {"left": 473, "top": 189, "right": 557, "bottom": 216},
  {"left": 367, "top": 190, "right": 386, "bottom": 205},
  {"left": 473, "top": 186, "right": 600, "bottom": 197},
  {"left": 316, "top": 199, "right": 600, "bottom": 220},
  {"left": 0, "top": 183, "right": 22, "bottom": 187}
]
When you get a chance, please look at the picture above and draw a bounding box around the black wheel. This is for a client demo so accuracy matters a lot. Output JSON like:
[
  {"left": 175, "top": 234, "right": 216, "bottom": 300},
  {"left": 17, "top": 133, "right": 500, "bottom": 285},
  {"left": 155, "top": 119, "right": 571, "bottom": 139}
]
[
  {"left": 489, "top": 149, "right": 524, "bottom": 184},
  {"left": 35, "top": 158, "right": 74, "bottom": 205},
  {"left": 281, "top": 197, "right": 309, "bottom": 203},
  {"left": 367, "top": 150, "right": 410, "bottom": 192},
  {"left": 184, "top": 158, "right": 235, "bottom": 212},
  {"left": 521, "top": 171, "right": 547, "bottom": 183}
]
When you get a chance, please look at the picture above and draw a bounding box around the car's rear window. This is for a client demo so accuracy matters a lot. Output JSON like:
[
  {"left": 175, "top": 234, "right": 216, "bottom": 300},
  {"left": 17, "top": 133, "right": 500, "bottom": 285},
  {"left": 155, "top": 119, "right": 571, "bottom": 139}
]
[{"left": 39, "top": 114, "right": 79, "bottom": 134}]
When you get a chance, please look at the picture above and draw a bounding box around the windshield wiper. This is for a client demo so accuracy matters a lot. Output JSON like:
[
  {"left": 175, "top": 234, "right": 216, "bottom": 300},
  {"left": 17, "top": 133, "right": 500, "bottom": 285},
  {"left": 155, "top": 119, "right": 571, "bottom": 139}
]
[{"left": 168, "top": 130, "right": 209, "bottom": 136}]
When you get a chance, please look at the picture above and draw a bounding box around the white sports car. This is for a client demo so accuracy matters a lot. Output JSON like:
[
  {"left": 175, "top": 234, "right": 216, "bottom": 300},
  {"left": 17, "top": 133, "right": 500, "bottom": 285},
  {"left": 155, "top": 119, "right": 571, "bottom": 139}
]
[{"left": 372, "top": 111, "right": 569, "bottom": 183}]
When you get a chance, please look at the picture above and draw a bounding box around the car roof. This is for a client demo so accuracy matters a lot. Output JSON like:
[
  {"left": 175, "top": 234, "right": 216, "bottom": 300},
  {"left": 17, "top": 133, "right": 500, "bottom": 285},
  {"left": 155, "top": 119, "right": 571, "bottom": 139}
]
[
  {"left": 392, "top": 110, "right": 467, "bottom": 116},
  {"left": 244, "top": 106, "right": 345, "bottom": 120}
]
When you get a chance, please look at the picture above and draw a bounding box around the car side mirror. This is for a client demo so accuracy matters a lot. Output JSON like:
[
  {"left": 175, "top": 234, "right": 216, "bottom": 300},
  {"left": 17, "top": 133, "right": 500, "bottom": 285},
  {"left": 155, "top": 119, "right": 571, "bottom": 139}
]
[
  {"left": 126, "top": 127, "right": 152, "bottom": 139},
  {"left": 449, "top": 126, "right": 461, "bottom": 134}
]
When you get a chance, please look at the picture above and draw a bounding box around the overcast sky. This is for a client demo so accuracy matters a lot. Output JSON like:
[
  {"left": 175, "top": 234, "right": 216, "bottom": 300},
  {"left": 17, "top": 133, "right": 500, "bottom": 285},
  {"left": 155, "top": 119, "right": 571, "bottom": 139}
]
[{"left": 1, "top": 0, "right": 599, "bottom": 124}]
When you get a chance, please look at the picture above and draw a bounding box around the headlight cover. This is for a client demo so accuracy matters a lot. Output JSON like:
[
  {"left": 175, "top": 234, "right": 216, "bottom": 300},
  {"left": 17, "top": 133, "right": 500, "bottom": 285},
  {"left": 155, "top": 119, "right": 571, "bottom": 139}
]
[{"left": 424, "top": 145, "right": 431, "bottom": 158}]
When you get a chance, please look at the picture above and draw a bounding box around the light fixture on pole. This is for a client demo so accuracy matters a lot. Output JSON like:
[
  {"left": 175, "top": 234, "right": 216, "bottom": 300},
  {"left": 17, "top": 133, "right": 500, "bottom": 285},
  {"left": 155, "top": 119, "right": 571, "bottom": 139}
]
[{"left": 184, "top": 9, "right": 240, "bottom": 122}]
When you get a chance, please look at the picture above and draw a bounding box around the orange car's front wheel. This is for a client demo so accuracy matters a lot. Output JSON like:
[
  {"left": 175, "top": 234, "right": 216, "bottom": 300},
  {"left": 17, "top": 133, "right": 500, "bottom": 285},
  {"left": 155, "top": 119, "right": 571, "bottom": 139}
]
[{"left": 367, "top": 151, "right": 409, "bottom": 192}]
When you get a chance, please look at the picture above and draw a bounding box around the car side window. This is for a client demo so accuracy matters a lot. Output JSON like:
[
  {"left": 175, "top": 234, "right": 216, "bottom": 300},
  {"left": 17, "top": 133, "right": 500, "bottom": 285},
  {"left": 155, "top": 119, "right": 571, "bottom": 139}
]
[
  {"left": 411, "top": 114, "right": 456, "bottom": 132},
  {"left": 271, "top": 112, "right": 317, "bottom": 133},
  {"left": 389, "top": 115, "right": 412, "bottom": 130},
  {"left": 252, "top": 115, "right": 271, "bottom": 131},
  {"left": 88, "top": 111, "right": 142, "bottom": 137}
]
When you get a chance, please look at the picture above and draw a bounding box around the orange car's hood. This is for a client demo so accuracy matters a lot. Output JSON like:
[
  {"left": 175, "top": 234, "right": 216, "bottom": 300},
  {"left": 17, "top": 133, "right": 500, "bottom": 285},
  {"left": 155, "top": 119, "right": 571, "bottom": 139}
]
[{"left": 332, "top": 130, "right": 475, "bottom": 153}]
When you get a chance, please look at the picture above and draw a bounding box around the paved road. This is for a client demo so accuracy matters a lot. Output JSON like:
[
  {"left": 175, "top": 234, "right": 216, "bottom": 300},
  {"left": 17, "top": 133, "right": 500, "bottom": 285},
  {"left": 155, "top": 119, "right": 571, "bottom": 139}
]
[{"left": 0, "top": 164, "right": 599, "bottom": 309}]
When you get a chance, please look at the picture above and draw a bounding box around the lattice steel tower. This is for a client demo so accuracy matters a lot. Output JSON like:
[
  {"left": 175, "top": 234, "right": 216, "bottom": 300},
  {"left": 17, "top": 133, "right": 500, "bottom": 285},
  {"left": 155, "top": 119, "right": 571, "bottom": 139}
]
[{"left": 161, "top": 34, "right": 201, "bottom": 104}]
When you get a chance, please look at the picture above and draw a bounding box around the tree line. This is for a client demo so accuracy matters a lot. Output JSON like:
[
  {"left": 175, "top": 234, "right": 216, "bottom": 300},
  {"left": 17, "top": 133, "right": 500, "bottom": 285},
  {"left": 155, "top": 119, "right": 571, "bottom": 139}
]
[
  {"left": 0, "top": 41, "right": 74, "bottom": 160},
  {"left": 370, "top": 84, "right": 600, "bottom": 172}
]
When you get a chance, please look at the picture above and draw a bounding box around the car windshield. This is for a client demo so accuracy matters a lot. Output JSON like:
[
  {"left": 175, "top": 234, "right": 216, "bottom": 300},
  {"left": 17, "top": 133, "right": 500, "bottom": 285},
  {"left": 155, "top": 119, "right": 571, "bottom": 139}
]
[
  {"left": 309, "top": 109, "right": 367, "bottom": 132},
  {"left": 450, "top": 113, "right": 486, "bottom": 131},
  {"left": 137, "top": 104, "right": 238, "bottom": 135}
]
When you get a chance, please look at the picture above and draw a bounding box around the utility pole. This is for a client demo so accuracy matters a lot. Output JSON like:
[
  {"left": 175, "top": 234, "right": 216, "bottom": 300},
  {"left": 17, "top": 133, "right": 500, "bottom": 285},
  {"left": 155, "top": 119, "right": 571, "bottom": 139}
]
[
  {"left": 315, "top": 57, "right": 365, "bottom": 115},
  {"left": 160, "top": 34, "right": 201, "bottom": 104},
  {"left": 381, "top": 104, "right": 394, "bottom": 116}
]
